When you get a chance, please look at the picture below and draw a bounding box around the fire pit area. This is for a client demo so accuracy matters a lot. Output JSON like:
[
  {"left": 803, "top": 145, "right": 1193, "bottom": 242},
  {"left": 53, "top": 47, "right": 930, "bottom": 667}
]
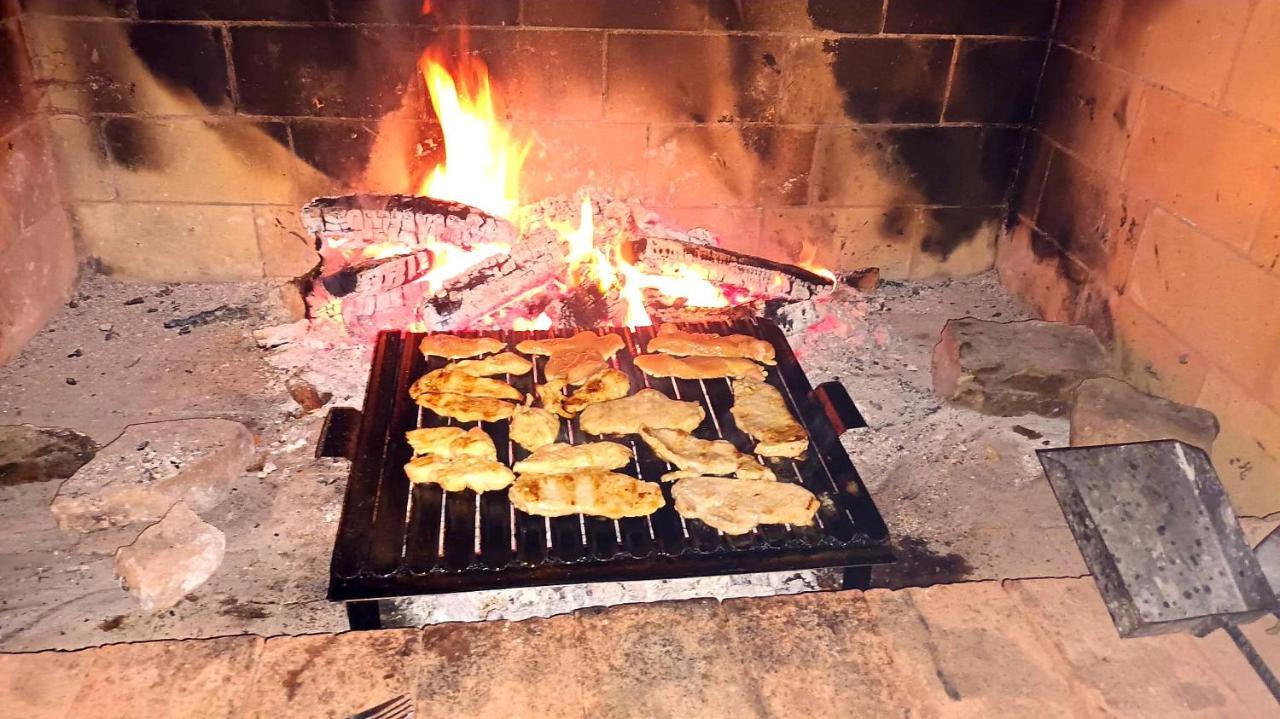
[{"left": 4, "top": 0, "right": 1280, "bottom": 714}]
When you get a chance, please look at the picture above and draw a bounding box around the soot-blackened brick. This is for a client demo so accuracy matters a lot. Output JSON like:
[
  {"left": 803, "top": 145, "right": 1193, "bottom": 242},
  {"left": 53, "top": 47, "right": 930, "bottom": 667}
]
[
  {"left": 884, "top": 0, "right": 1056, "bottom": 37},
  {"left": 331, "top": 0, "right": 519, "bottom": 25},
  {"left": 710, "top": 0, "right": 881, "bottom": 32},
  {"left": 290, "top": 120, "right": 378, "bottom": 188},
  {"left": 944, "top": 39, "right": 1046, "bottom": 124},
  {"left": 232, "top": 26, "right": 427, "bottom": 118},
  {"left": 525, "top": 0, "right": 706, "bottom": 30},
  {"left": 826, "top": 37, "right": 952, "bottom": 122},
  {"left": 21, "top": 0, "right": 136, "bottom": 16},
  {"left": 102, "top": 117, "right": 162, "bottom": 171},
  {"left": 136, "top": 0, "right": 327, "bottom": 21},
  {"left": 920, "top": 206, "right": 1002, "bottom": 260},
  {"left": 0, "top": 20, "right": 32, "bottom": 134},
  {"left": 881, "top": 125, "right": 1021, "bottom": 206},
  {"left": 1011, "top": 131, "right": 1051, "bottom": 222},
  {"left": 128, "top": 23, "right": 230, "bottom": 111}
]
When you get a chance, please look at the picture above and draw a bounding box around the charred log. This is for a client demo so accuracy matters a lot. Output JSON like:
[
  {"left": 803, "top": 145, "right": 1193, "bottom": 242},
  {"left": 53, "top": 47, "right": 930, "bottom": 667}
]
[
  {"left": 301, "top": 194, "right": 518, "bottom": 258},
  {"left": 621, "top": 235, "right": 833, "bottom": 301},
  {"left": 319, "top": 250, "right": 433, "bottom": 297}
]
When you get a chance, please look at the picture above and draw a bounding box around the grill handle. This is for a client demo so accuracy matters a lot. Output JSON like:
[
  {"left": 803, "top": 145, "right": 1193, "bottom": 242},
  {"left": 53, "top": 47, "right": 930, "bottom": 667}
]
[
  {"left": 316, "top": 406, "right": 363, "bottom": 460},
  {"left": 810, "top": 381, "right": 867, "bottom": 435}
]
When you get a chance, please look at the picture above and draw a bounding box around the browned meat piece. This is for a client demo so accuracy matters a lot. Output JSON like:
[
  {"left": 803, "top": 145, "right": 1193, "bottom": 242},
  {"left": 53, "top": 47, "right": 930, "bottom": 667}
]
[
  {"left": 578, "top": 389, "right": 704, "bottom": 435},
  {"left": 671, "top": 476, "right": 819, "bottom": 534},
  {"left": 730, "top": 378, "right": 808, "bottom": 457},
  {"left": 638, "top": 427, "right": 775, "bottom": 481},
  {"left": 419, "top": 334, "right": 505, "bottom": 359},
  {"left": 509, "top": 470, "right": 664, "bottom": 519},
  {"left": 414, "top": 392, "right": 516, "bottom": 423},
  {"left": 634, "top": 354, "right": 765, "bottom": 381},
  {"left": 544, "top": 348, "right": 608, "bottom": 385},
  {"left": 516, "top": 331, "right": 625, "bottom": 360},
  {"left": 646, "top": 324, "right": 775, "bottom": 365},
  {"left": 450, "top": 352, "right": 532, "bottom": 377},
  {"left": 405, "top": 455, "right": 514, "bottom": 492},
  {"left": 562, "top": 368, "right": 631, "bottom": 414},
  {"left": 512, "top": 441, "right": 633, "bottom": 474},
  {"left": 405, "top": 426, "right": 497, "bottom": 460},
  {"left": 410, "top": 369, "right": 523, "bottom": 402},
  {"left": 510, "top": 402, "right": 560, "bottom": 452}
]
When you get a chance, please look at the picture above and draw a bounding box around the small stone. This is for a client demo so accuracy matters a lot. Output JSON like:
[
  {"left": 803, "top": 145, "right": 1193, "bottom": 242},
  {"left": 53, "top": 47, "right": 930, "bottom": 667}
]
[
  {"left": 51, "top": 418, "right": 256, "bottom": 533},
  {"left": 97, "top": 323, "right": 113, "bottom": 332},
  {"left": 0, "top": 425, "right": 98, "bottom": 486},
  {"left": 287, "top": 376, "right": 331, "bottom": 412},
  {"left": 114, "top": 503, "right": 226, "bottom": 612},
  {"left": 932, "top": 318, "right": 1108, "bottom": 417},
  {"left": 840, "top": 267, "right": 880, "bottom": 292},
  {"left": 67, "top": 348, "right": 83, "bottom": 358},
  {"left": 123, "top": 297, "right": 145, "bottom": 305},
  {"left": 65, "top": 377, "right": 77, "bottom": 385},
  {"left": 1070, "top": 377, "right": 1219, "bottom": 452}
]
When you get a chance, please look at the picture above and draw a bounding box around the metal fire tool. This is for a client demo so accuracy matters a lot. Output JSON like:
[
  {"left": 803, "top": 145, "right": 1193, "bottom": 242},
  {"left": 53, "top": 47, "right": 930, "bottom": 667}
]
[{"left": 1037, "top": 440, "right": 1280, "bottom": 703}]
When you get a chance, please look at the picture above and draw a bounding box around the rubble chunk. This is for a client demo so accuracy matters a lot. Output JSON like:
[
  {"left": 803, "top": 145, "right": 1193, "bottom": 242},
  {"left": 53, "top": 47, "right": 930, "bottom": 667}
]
[
  {"left": 0, "top": 425, "right": 98, "bottom": 486},
  {"left": 51, "top": 419, "right": 255, "bottom": 533},
  {"left": 1070, "top": 377, "right": 1218, "bottom": 451},
  {"left": 932, "top": 318, "right": 1108, "bottom": 417},
  {"left": 114, "top": 503, "right": 226, "bottom": 611}
]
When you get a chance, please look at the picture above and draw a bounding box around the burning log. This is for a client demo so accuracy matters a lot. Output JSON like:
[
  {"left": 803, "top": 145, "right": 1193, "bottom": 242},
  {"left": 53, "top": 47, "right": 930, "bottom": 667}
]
[
  {"left": 418, "top": 226, "right": 567, "bottom": 330},
  {"left": 622, "top": 235, "right": 833, "bottom": 302},
  {"left": 318, "top": 250, "right": 433, "bottom": 297},
  {"left": 301, "top": 194, "right": 518, "bottom": 263}
]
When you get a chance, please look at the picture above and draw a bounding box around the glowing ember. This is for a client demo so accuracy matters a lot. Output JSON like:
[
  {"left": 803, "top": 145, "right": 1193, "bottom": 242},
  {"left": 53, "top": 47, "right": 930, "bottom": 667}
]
[{"left": 514, "top": 313, "right": 553, "bottom": 331}]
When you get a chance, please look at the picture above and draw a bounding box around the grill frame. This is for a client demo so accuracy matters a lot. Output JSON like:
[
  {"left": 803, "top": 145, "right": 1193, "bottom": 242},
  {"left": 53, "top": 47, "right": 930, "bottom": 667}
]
[{"left": 325, "top": 320, "right": 893, "bottom": 603}]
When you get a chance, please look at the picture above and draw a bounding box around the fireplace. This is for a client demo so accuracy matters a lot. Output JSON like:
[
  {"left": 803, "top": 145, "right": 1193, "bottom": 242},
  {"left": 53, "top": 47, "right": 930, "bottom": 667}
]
[{"left": 3, "top": 2, "right": 1280, "bottom": 703}]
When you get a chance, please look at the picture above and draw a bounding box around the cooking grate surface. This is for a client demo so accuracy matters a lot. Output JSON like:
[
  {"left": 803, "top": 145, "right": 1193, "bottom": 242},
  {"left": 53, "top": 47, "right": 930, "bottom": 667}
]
[{"left": 327, "top": 320, "right": 891, "bottom": 601}]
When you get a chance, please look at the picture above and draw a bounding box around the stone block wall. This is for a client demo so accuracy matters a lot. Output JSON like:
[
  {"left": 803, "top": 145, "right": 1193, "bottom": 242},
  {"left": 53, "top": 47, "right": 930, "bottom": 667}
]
[
  {"left": 0, "top": 0, "right": 76, "bottom": 364},
  {"left": 1000, "top": 0, "right": 1280, "bottom": 515},
  {"left": 19, "top": 0, "right": 1054, "bottom": 282}
]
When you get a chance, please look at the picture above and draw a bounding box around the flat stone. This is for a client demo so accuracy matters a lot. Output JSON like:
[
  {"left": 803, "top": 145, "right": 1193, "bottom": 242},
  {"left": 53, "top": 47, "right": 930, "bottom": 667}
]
[
  {"left": 1071, "top": 376, "right": 1219, "bottom": 451},
  {"left": 0, "top": 650, "right": 90, "bottom": 718},
  {"left": 51, "top": 418, "right": 255, "bottom": 533},
  {"left": 114, "top": 503, "right": 227, "bottom": 612},
  {"left": 0, "top": 424, "right": 98, "bottom": 486},
  {"left": 64, "top": 636, "right": 261, "bottom": 718},
  {"left": 243, "top": 629, "right": 422, "bottom": 718},
  {"left": 932, "top": 318, "right": 1108, "bottom": 417}
]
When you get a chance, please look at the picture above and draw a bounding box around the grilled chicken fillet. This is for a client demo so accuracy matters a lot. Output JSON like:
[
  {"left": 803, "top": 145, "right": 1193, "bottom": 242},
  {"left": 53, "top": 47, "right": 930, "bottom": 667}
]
[
  {"left": 410, "top": 369, "right": 523, "bottom": 402},
  {"left": 562, "top": 368, "right": 631, "bottom": 414},
  {"left": 509, "top": 470, "right": 664, "bottom": 519},
  {"left": 414, "top": 392, "right": 516, "bottom": 423},
  {"left": 646, "top": 324, "right": 775, "bottom": 365},
  {"left": 512, "top": 441, "right": 633, "bottom": 474},
  {"left": 730, "top": 378, "right": 808, "bottom": 457},
  {"left": 516, "top": 331, "right": 626, "bottom": 360},
  {"left": 419, "top": 334, "right": 505, "bottom": 359},
  {"left": 510, "top": 402, "right": 560, "bottom": 451},
  {"left": 634, "top": 354, "right": 766, "bottom": 381},
  {"left": 404, "top": 455, "right": 514, "bottom": 493},
  {"left": 449, "top": 351, "right": 532, "bottom": 377},
  {"left": 638, "top": 427, "right": 775, "bottom": 481},
  {"left": 544, "top": 348, "right": 608, "bottom": 385},
  {"left": 578, "top": 389, "right": 705, "bottom": 435},
  {"left": 405, "top": 426, "right": 497, "bottom": 460},
  {"left": 672, "top": 476, "right": 819, "bottom": 534}
]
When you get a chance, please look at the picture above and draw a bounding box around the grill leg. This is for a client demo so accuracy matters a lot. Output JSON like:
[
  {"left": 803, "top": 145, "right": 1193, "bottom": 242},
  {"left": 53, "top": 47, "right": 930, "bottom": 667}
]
[
  {"left": 346, "top": 600, "right": 384, "bottom": 630},
  {"left": 840, "top": 566, "right": 872, "bottom": 590}
]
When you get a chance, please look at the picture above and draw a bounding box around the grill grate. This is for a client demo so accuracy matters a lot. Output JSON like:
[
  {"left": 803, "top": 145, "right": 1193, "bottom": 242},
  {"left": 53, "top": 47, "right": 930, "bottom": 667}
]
[{"left": 327, "top": 320, "right": 892, "bottom": 601}]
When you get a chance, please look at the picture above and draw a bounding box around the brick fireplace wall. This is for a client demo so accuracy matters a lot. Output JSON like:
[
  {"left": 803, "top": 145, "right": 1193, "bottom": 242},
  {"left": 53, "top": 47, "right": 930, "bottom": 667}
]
[
  {"left": 1000, "top": 0, "right": 1280, "bottom": 515},
  {"left": 19, "top": 0, "right": 1054, "bottom": 284},
  {"left": 0, "top": 0, "right": 76, "bottom": 364}
]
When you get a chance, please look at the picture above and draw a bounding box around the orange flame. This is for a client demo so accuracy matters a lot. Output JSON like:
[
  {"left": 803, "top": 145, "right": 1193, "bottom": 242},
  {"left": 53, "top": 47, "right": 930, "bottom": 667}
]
[{"left": 415, "top": 49, "right": 530, "bottom": 220}]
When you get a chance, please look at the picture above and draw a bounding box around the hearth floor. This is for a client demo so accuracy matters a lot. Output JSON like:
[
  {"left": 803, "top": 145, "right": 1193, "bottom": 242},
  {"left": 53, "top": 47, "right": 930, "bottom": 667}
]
[
  {"left": 3, "top": 578, "right": 1278, "bottom": 717},
  {"left": 3, "top": 271, "right": 1093, "bottom": 651}
]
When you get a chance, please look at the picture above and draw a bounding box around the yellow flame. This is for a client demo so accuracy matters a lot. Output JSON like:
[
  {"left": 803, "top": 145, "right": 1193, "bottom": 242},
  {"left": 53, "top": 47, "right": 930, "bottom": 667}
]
[
  {"left": 514, "top": 312, "right": 552, "bottom": 331},
  {"left": 416, "top": 51, "right": 530, "bottom": 220}
]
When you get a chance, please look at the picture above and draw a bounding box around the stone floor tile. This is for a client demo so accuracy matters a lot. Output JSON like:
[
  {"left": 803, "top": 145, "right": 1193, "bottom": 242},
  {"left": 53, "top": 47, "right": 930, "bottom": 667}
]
[
  {"left": 242, "top": 629, "right": 420, "bottom": 719},
  {"left": 64, "top": 635, "right": 262, "bottom": 718},
  {"left": 414, "top": 613, "right": 584, "bottom": 718},
  {"left": 1008, "top": 577, "right": 1270, "bottom": 717},
  {"left": 0, "top": 650, "right": 91, "bottom": 718},
  {"left": 1184, "top": 618, "right": 1280, "bottom": 717},
  {"left": 718, "top": 590, "right": 930, "bottom": 718},
  {"left": 574, "top": 598, "right": 762, "bottom": 719},
  {"left": 869, "top": 582, "right": 1091, "bottom": 717}
]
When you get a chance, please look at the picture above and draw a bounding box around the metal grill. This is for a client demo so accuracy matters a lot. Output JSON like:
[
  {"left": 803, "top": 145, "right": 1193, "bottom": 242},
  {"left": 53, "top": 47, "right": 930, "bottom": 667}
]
[{"left": 323, "top": 320, "right": 892, "bottom": 603}]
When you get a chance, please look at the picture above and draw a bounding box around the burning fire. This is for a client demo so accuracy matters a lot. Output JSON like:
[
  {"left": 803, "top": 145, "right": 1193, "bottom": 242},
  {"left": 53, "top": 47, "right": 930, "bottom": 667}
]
[{"left": 337, "top": 30, "right": 828, "bottom": 333}]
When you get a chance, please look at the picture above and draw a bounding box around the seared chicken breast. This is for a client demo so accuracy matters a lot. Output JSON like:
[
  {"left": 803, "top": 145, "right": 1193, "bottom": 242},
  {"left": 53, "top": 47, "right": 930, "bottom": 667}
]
[
  {"left": 634, "top": 354, "right": 765, "bottom": 381},
  {"left": 509, "top": 470, "right": 664, "bottom": 519},
  {"left": 544, "top": 348, "right": 608, "bottom": 385},
  {"left": 419, "top": 334, "right": 505, "bottom": 359},
  {"left": 729, "top": 378, "right": 808, "bottom": 457},
  {"left": 562, "top": 368, "right": 631, "bottom": 414},
  {"left": 510, "top": 403, "right": 560, "bottom": 452},
  {"left": 512, "top": 441, "right": 633, "bottom": 474},
  {"left": 672, "top": 476, "right": 819, "bottom": 534},
  {"left": 516, "top": 331, "right": 626, "bottom": 360},
  {"left": 638, "top": 427, "right": 775, "bottom": 481},
  {"left": 410, "top": 369, "right": 523, "bottom": 402},
  {"left": 579, "top": 389, "right": 705, "bottom": 436},
  {"left": 449, "top": 351, "right": 532, "bottom": 377},
  {"left": 646, "top": 324, "right": 775, "bottom": 365},
  {"left": 405, "top": 426, "right": 497, "bottom": 460},
  {"left": 405, "top": 455, "right": 514, "bottom": 492},
  {"left": 414, "top": 392, "right": 516, "bottom": 423}
]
